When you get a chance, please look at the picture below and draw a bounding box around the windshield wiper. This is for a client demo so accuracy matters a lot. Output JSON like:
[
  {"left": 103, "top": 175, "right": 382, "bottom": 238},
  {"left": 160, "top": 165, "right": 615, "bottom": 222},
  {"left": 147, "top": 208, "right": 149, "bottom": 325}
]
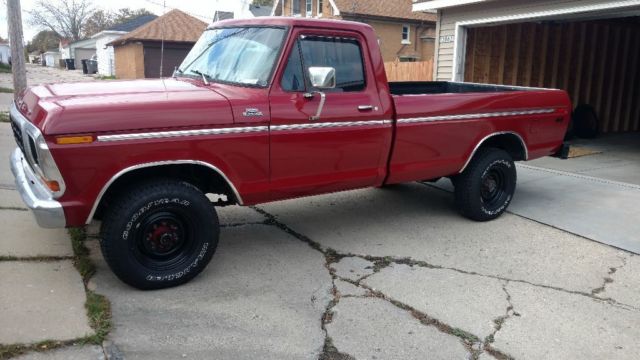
[{"left": 190, "top": 69, "right": 211, "bottom": 85}]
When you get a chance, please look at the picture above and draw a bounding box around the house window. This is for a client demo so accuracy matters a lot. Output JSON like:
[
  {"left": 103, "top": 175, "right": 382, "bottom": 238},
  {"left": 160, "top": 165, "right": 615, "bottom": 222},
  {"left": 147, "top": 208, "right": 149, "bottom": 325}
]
[
  {"left": 306, "top": 0, "right": 312, "bottom": 16},
  {"left": 317, "top": 0, "right": 323, "bottom": 16},
  {"left": 292, "top": 0, "right": 301, "bottom": 16},
  {"left": 402, "top": 25, "right": 411, "bottom": 44}
]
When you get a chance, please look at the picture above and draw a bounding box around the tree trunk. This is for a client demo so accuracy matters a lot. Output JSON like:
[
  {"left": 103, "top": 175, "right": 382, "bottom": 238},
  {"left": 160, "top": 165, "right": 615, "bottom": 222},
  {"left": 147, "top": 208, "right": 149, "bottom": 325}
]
[{"left": 7, "top": 0, "right": 28, "bottom": 99}]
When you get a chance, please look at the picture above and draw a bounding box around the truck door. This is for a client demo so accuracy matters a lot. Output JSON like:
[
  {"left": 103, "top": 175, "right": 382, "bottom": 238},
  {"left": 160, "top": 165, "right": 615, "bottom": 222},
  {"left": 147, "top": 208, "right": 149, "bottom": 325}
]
[{"left": 268, "top": 29, "right": 393, "bottom": 200}]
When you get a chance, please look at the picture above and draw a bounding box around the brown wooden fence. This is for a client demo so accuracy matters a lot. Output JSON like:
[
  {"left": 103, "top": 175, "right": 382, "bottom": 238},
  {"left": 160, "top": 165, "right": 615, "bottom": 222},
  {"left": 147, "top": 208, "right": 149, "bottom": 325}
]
[
  {"left": 384, "top": 60, "right": 433, "bottom": 82},
  {"left": 464, "top": 21, "right": 640, "bottom": 133}
]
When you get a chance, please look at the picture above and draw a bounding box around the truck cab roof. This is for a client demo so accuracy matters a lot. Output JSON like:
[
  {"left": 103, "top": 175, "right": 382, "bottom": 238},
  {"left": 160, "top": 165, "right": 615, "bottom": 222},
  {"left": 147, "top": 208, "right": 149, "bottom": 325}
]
[{"left": 207, "top": 16, "right": 375, "bottom": 33}]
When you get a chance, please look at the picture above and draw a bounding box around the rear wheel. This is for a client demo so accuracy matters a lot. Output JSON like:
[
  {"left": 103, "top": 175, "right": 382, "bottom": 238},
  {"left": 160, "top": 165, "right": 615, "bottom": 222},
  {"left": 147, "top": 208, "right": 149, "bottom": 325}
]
[
  {"left": 101, "top": 179, "right": 219, "bottom": 290},
  {"left": 453, "top": 148, "right": 516, "bottom": 221}
]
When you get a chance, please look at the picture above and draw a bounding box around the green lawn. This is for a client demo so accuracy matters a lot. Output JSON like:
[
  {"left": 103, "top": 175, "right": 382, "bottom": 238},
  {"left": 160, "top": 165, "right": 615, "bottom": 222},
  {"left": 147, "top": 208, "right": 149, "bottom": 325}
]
[
  {"left": 0, "top": 63, "right": 11, "bottom": 73},
  {"left": 0, "top": 112, "right": 9, "bottom": 123},
  {"left": 0, "top": 86, "right": 14, "bottom": 93}
]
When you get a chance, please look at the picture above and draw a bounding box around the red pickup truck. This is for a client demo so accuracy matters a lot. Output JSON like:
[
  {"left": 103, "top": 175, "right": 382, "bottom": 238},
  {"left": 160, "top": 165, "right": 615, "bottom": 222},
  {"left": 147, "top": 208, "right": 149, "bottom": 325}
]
[{"left": 9, "top": 18, "right": 570, "bottom": 289}]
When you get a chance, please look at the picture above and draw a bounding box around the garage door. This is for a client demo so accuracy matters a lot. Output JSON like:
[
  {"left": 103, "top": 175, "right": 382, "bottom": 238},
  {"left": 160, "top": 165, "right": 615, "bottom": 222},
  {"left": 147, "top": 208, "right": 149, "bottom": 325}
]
[
  {"left": 464, "top": 18, "right": 640, "bottom": 133},
  {"left": 74, "top": 48, "right": 96, "bottom": 69},
  {"left": 143, "top": 43, "right": 193, "bottom": 78}
]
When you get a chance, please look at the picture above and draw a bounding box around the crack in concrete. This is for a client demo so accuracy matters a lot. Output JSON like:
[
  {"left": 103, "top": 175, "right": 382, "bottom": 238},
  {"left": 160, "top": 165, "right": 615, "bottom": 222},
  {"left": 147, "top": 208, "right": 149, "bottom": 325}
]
[
  {"left": 0, "top": 206, "right": 27, "bottom": 211},
  {"left": 479, "top": 282, "right": 518, "bottom": 360},
  {"left": 219, "top": 222, "right": 268, "bottom": 228},
  {"left": 248, "top": 205, "right": 640, "bottom": 359},
  {"left": 337, "top": 274, "right": 479, "bottom": 356},
  {"left": 0, "top": 255, "right": 75, "bottom": 262},
  {"left": 252, "top": 206, "right": 480, "bottom": 358}
]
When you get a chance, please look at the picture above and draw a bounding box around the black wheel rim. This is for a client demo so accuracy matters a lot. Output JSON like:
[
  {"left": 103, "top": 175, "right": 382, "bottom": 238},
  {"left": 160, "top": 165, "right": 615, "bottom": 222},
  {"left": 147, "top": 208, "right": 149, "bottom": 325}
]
[
  {"left": 132, "top": 208, "right": 196, "bottom": 271},
  {"left": 480, "top": 166, "right": 508, "bottom": 209}
]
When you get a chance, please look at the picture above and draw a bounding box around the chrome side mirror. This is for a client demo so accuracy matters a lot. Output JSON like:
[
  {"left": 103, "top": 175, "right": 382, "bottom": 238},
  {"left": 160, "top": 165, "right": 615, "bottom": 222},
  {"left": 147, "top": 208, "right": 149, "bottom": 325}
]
[{"left": 308, "top": 67, "right": 336, "bottom": 89}]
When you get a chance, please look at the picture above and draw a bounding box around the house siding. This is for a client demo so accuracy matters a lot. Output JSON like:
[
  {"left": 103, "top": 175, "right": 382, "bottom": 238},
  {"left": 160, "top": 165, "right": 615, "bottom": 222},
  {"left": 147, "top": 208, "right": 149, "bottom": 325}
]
[
  {"left": 95, "top": 34, "right": 124, "bottom": 76},
  {"left": 114, "top": 43, "right": 145, "bottom": 79},
  {"left": 432, "top": 0, "right": 640, "bottom": 80}
]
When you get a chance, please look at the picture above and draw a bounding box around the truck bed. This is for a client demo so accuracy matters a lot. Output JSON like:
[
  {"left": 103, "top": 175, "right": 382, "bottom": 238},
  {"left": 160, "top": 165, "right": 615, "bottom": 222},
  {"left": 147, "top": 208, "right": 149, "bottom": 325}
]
[
  {"left": 389, "top": 81, "right": 541, "bottom": 96},
  {"left": 386, "top": 82, "right": 571, "bottom": 185}
]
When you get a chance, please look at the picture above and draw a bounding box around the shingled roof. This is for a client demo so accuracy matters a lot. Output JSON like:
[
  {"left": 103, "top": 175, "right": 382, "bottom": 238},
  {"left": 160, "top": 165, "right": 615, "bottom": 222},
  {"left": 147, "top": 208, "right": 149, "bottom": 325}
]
[
  {"left": 109, "top": 9, "right": 207, "bottom": 46},
  {"left": 334, "top": 0, "right": 436, "bottom": 22},
  {"left": 107, "top": 14, "right": 158, "bottom": 32}
]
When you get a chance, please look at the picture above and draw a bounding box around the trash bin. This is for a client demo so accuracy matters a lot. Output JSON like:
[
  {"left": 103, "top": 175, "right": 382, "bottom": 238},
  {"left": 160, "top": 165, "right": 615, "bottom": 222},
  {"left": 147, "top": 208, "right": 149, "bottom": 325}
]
[
  {"left": 65, "top": 59, "right": 75, "bottom": 70},
  {"left": 81, "top": 59, "right": 88, "bottom": 74},
  {"left": 85, "top": 60, "right": 98, "bottom": 74}
]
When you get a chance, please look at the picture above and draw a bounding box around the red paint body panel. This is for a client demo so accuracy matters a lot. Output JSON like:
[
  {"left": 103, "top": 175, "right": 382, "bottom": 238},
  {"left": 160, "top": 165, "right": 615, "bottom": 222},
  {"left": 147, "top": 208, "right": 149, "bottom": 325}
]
[
  {"left": 388, "top": 90, "right": 571, "bottom": 183},
  {"left": 11, "top": 18, "right": 571, "bottom": 227}
]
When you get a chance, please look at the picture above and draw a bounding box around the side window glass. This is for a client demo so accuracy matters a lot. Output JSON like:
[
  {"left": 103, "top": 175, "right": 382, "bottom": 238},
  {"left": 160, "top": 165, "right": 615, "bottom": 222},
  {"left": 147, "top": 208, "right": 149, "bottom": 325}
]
[
  {"left": 299, "top": 36, "right": 366, "bottom": 92},
  {"left": 281, "top": 41, "right": 305, "bottom": 92}
]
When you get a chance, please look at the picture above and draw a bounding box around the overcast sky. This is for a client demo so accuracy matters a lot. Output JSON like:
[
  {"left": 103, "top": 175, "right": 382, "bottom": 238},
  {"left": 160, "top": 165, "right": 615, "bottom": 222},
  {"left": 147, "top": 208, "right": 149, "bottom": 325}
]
[{"left": 1, "top": 0, "right": 250, "bottom": 41}]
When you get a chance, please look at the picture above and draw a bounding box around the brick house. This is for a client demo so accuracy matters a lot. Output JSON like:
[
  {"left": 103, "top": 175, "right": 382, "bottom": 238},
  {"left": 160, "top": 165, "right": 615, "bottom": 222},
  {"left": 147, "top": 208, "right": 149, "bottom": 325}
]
[
  {"left": 272, "top": 0, "right": 436, "bottom": 63},
  {"left": 108, "top": 10, "right": 207, "bottom": 79}
]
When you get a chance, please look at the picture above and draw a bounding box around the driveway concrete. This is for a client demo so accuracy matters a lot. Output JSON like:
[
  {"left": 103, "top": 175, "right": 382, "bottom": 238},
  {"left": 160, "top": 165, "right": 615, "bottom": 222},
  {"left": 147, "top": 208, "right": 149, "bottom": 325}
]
[
  {"left": 80, "top": 185, "right": 638, "bottom": 360},
  {"left": 528, "top": 133, "right": 640, "bottom": 186},
  {"left": 88, "top": 224, "right": 332, "bottom": 360},
  {"left": 433, "top": 162, "right": 640, "bottom": 254}
]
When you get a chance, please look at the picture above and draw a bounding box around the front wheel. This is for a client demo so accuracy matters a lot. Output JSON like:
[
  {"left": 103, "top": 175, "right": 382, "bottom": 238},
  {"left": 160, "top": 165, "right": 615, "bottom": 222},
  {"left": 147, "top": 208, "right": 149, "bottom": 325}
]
[
  {"left": 453, "top": 148, "right": 517, "bottom": 221},
  {"left": 100, "top": 179, "right": 219, "bottom": 290}
]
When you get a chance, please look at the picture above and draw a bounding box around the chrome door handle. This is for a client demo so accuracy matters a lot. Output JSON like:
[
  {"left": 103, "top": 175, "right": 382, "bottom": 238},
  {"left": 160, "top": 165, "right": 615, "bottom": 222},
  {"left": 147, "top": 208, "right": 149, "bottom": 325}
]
[{"left": 358, "top": 105, "right": 373, "bottom": 111}]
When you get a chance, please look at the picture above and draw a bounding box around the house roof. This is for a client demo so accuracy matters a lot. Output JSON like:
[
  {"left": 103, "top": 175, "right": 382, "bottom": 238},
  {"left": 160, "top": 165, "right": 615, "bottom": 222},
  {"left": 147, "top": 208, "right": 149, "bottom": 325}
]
[
  {"left": 69, "top": 37, "right": 97, "bottom": 49},
  {"left": 107, "top": 14, "right": 158, "bottom": 32},
  {"left": 334, "top": 0, "right": 436, "bottom": 22},
  {"left": 413, "top": 0, "right": 493, "bottom": 11},
  {"left": 110, "top": 9, "right": 207, "bottom": 46},
  {"left": 249, "top": 5, "right": 273, "bottom": 17}
]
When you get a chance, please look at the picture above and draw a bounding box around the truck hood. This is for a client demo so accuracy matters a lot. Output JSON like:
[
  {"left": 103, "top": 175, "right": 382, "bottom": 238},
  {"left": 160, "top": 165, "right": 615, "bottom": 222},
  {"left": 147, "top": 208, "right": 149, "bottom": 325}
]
[{"left": 20, "top": 78, "right": 234, "bottom": 135}]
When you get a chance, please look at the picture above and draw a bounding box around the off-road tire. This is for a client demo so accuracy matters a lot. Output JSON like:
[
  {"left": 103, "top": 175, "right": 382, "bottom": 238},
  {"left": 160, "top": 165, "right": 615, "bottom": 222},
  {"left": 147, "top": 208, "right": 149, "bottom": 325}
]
[
  {"left": 454, "top": 148, "right": 516, "bottom": 221},
  {"left": 100, "top": 179, "right": 219, "bottom": 290}
]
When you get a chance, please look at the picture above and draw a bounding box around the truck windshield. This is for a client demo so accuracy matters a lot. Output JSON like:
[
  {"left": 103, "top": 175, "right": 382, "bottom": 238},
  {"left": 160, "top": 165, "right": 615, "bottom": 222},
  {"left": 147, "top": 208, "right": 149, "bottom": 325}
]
[{"left": 178, "top": 27, "right": 286, "bottom": 87}]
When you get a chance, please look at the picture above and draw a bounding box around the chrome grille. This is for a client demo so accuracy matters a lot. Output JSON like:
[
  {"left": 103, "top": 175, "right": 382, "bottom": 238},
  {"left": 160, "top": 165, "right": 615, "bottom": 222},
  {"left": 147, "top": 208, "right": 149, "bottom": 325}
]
[{"left": 10, "top": 116, "right": 26, "bottom": 156}]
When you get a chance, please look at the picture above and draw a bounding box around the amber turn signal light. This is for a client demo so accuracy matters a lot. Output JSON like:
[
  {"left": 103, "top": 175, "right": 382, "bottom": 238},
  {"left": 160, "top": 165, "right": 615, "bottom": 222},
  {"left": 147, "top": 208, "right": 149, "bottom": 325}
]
[
  {"left": 55, "top": 135, "right": 94, "bottom": 145},
  {"left": 40, "top": 176, "right": 60, "bottom": 192}
]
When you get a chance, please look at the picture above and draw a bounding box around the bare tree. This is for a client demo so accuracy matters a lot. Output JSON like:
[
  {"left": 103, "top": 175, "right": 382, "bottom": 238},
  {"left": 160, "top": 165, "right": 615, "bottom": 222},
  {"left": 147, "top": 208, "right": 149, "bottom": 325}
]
[{"left": 28, "top": 0, "right": 95, "bottom": 41}]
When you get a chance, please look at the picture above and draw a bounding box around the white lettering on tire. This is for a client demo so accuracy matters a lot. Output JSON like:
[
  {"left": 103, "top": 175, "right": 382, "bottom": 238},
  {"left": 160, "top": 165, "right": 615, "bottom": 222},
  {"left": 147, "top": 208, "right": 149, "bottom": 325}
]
[
  {"left": 120, "top": 197, "right": 208, "bottom": 283},
  {"left": 480, "top": 159, "right": 513, "bottom": 216}
]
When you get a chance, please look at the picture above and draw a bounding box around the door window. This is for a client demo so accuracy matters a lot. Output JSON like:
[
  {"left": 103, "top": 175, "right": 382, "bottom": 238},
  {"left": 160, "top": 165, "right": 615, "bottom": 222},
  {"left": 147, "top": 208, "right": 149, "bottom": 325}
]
[
  {"left": 281, "top": 42, "right": 305, "bottom": 92},
  {"left": 299, "top": 36, "right": 366, "bottom": 92}
]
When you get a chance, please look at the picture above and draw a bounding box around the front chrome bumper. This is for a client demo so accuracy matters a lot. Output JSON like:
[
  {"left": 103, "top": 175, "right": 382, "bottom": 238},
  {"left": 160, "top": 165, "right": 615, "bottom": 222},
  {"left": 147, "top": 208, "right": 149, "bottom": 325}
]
[{"left": 10, "top": 148, "right": 66, "bottom": 228}]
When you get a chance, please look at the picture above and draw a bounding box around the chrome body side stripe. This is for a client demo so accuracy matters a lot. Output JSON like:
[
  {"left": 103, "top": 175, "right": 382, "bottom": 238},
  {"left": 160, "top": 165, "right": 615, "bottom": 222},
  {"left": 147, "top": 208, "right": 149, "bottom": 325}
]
[
  {"left": 270, "top": 120, "right": 391, "bottom": 131},
  {"left": 97, "top": 120, "right": 393, "bottom": 141},
  {"left": 398, "top": 108, "right": 556, "bottom": 124},
  {"left": 97, "top": 126, "right": 269, "bottom": 142}
]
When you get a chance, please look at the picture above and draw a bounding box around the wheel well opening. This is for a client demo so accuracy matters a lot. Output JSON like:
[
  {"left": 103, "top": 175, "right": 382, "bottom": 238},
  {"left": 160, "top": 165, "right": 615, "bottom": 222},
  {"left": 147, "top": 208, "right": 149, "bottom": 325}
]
[
  {"left": 92, "top": 164, "right": 238, "bottom": 221},
  {"left": 479, "top": 133, "right": 527, "bottom": 161}
]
